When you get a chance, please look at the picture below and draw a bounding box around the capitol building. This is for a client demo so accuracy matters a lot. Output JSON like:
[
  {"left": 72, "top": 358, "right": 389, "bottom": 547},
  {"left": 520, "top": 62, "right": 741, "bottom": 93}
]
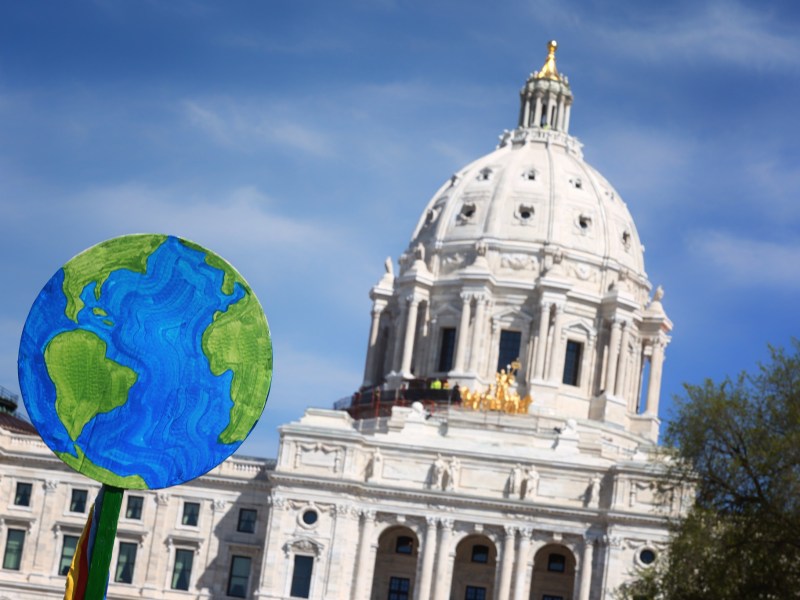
[{"left": 0, "top": 43, "right": 682, "bottom": 600}]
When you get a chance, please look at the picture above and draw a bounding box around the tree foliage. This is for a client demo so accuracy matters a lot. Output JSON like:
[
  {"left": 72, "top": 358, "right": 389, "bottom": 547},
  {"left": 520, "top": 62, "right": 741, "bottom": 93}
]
[{"left": 619, "top": 341, "right": 800, "bottom": 599}]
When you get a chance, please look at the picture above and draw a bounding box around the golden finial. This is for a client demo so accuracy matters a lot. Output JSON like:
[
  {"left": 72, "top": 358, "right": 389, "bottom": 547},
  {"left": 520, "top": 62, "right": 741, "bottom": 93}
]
[{"left": 535, "top": 39, "right": 561, "bottom": 81}]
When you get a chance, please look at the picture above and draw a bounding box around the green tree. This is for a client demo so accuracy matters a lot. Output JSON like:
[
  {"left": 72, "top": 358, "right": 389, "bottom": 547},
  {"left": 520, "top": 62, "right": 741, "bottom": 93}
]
[{"left": 619, "top": 341, "right": 800, "bottom": 599}]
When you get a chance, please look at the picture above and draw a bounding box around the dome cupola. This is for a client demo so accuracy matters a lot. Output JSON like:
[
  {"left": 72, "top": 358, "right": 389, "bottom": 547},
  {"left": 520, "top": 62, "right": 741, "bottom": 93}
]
[
  {"left": 360, "top": 43, "right": 671, "bottom": 442},
  {"left": 518, "top": 40, "right": 573, "bottom": 133}
]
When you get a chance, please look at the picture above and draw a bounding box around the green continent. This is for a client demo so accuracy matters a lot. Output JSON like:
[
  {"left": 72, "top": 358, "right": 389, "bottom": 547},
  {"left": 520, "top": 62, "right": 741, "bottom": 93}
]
[
  {"left": 45, "top": 329, "right": 138, "bottom": 441},
  {"left": 62, "top": 234, "right": 167, "bottom": 322},
  {"left": 202, "top": 290, "right": 272, "bottom": 445},
  {"left": 181, "top": 239, "right": 237, "bottom": 295},
  {"left": 56, "top": 446, "right": 147, "bottom": 489}
]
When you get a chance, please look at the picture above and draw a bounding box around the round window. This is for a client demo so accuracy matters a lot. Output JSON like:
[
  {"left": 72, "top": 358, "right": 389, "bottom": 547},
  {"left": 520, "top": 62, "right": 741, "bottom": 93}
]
[
  {"left": 301, "top": 509, "right": 318, "bottom": 526},
  {"left": 639, "top": 549, "right": 656, "bottom": 565}
]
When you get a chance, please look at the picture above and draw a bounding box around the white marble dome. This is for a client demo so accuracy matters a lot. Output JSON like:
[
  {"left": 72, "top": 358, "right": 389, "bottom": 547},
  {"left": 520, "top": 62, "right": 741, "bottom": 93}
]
[
  {"left": 408, "top": 128, "right": 647, "bottom": 301},
  {"left": 362, "top": 41, "right": 671, "bottom": 442}
]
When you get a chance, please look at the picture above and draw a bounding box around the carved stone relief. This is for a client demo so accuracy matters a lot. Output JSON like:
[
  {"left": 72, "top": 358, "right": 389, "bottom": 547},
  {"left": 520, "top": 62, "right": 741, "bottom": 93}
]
[
  {"left": 500, "top": 253, "right": 538, "bottom": 272},
  {"left": 294, "top": 443, "right": 343, "bottom": 473},
  {"left": 440, "top": 252, "right": 467, "bottom": 274},
  {"left": 282, "top": 537, "right": 323, "bottom": 557},
  {"left": 566, "top": 261, "right": 597, "bottom": 282}
]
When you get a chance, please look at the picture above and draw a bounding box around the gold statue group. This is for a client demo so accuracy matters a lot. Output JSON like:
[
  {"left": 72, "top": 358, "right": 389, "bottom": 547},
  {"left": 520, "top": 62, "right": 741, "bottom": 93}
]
[{"left": 459, "top": 360, "right": 533, "bottom": 415}]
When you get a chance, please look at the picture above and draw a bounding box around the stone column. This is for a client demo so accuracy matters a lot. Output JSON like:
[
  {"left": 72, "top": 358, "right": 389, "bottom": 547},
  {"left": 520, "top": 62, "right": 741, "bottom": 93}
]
[
  {"left": 198, "top": 499, "right": 226, "bottom": 597},
  {"left": 433, "top": 519, "right": 454, "bottom": 600},
  {"left": 31, "top": 479, "right": 57, "bottom": 574},
  {"left": 497, "top": 526, "right": 516, "bottom": 599},
  {"left": 512, "top": 528, "right": 532, "bottom": 600},
  {"left": 629, "top": 343, "right": 643, "bottom": 412},
  {"left": 351, "top": 510, "right": 376, "bottom": 600},
  {"left": 522, "top": 98, "right": 531, "bottom": 128},
  {"left": 533, "top": 303, "right": 551, "bottom": 379},
  {"left": 605, "top": 319, "right": 621, "bottom": 394},
  {"left": 256, "top": 496, "right": 289, "bottom": 597},
  {"left": 598, "top": 535, "right": 622, "bottom": 597},
  {"left": 453, "top": 293, "right": 472, "bottom": 372},
  {"left": 645, "top": 340, "right": 665, "bottom": 416},
  {"left": 415, "top": 516, "right": 438, "bottom": 600},
  {"left": 614, "top": 321, "right": 630, "bottom": 397},
  {"left": 468, "top": 295, "right": 488, "bottom": 373},
  {"left": 363, "top": 304, "right": 385, "bottom": 386},
  {"left": 585, "top": 335, "right": 597, "bottom": 394},
  {"left": 548, "top": 98, "right": 557, "bottom": 127},
  {"left": 400, "top": 295, "right": 421, "bottom": 376},
  {"left": 563, "top": 103, "right": 572, "bottom": 133},
  {"left": 143, "top": 492, "right": 171, "bottom": 593},
  {"left": 556, "top": 97, "right": 566, "bottom": 130},
  {"left": 323, "top": 504, "right": 355, "bottom": 598},
  {"left": 578, "top": 537, "right": 595, "bottom": 600},
  {"left": 547, "top": 305, "right": 565, "bottom": 382},
  {"left": 391, "top": 304, "right": 408, "bottom": 373},
  {"left": 533, "top": 96, "right": 543, "bottom": 128}
]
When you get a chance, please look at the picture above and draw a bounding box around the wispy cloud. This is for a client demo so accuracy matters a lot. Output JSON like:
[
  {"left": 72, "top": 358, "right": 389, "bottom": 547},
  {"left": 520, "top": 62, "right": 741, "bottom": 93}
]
[
  {"left": 80, "top": 182, "right": 335, "bottom": 246},
  {"left": 583, "top": 125, "right": 698, "bottom": 198},
  {"left": 218, "top": 33, "right": 350, "bottom": 55},
  {"left": 183, "top": 99, "right": 335, "bottom": 157},
  {"left": 606, "top": 2, "right": 800, "bottom": 69},
  {"left": 688, "top": 230, "right": 800, "bottom": 288},
  {"left": 530, "top": 0, "right": 800, "bottom": 70},
  {"left": 745, "top": 158, "right": 800, "bottom": 222}
]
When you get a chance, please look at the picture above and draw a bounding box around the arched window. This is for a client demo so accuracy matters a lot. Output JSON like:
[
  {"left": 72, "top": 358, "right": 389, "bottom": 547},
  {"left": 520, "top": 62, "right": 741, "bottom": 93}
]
[
  {"left": 471, "top": 544, "right": 489, "bottom": 563},
  {"left": 548, "top": 553, "right": 566, "bottom": 572},
  {"left": 395, "top": 536, "right": 414, "bottom": 555}
]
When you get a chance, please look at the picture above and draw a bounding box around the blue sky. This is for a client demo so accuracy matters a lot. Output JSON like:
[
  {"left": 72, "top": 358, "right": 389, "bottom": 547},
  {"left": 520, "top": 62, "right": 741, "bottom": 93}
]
[{"left": 1, "top": 0, "right": 799, "bottom": 458}]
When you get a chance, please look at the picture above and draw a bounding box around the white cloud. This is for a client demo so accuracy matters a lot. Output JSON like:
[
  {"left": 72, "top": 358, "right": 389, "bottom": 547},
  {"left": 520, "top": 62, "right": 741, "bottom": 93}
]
[
  {"left": 607, "top": 2, "right": 800, "bottom": 69},
  {"left": 530, "top": 0, "right": 800, "bottom": 70},
  {"left": 1, "top": 180, "right": 375, "bottom": 316},
  {"left": 183, "top": 100, "right": 334, "bottom": 157},
  {"left": 688, "top": 230, "right": 800, "bottom": 288},
  {"left": 81, "top": 183, "right": 333, "bottom": 249}
]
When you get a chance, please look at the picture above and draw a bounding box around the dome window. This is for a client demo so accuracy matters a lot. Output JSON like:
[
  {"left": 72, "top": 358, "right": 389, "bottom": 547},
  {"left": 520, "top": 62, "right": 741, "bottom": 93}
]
[
  {"left": 523, "top": 169, "right": 537, "bottom": 181},
  {"left": 477, "top": 167, "right": 493, "bottom": 181},
  {"left": 622, "top": 230, "right": 631, "bottom": 249},
  {"left": 516, "top": 204, "right": 535, "bottom": 222},
  {"left": 458, "top": 202, "right": 477, "bottom": 224},
  {"left": 571, "top": 177, "right": 583, "bottom": 189},
  {"left": 578, "top": 214, "right": 591, "bottom": 231}
]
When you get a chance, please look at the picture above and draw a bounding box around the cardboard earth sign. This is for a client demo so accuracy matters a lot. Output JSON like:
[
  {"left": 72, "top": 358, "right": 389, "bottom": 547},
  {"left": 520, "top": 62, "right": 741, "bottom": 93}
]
[{"left": 18, "top": 234, "right": 272, "bottom": 489}]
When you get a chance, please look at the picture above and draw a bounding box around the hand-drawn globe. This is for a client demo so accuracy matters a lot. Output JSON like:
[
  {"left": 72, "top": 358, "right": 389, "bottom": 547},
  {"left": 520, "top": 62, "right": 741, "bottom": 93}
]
[{"left": 18, "top": 234, "right": 272, "bottom": 489}]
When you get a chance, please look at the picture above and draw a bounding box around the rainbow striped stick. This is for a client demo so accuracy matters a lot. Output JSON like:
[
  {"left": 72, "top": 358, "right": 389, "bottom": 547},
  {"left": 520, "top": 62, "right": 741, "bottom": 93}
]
[{"left": 64, "top": 485, "right": 123, "bottom": 600}]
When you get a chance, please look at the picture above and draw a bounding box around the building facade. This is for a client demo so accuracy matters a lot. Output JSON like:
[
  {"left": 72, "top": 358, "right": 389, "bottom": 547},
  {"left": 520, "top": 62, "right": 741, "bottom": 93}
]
[{"left": 0, "top": 42, "right": 681, "bottom": 600}]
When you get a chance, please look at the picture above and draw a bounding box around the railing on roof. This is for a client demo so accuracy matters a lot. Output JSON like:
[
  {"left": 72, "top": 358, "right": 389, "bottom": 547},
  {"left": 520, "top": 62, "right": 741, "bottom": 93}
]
[
  {"left": 0, "top": 385, "right": 19, "bottom": 403},
  {"left": 0, "top": 385, "right": 20, "bottom": 413},
  {"left": 334, "top": 380, "right": 463, "bottom": 420}
]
